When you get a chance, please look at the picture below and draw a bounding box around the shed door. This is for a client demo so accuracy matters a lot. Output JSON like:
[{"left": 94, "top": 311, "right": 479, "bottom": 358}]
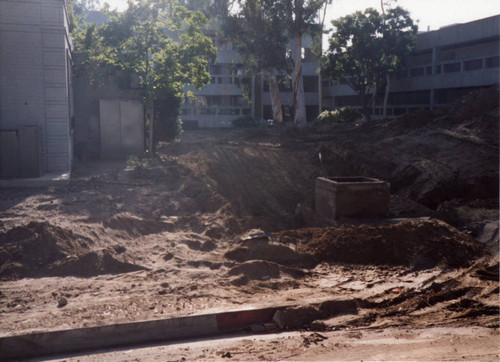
[
  {"left": 120, "top": 100, "right": 144, "bottom": 156},
  {"left": 99, "top": 99, "right": 144, "bottom": 158}
]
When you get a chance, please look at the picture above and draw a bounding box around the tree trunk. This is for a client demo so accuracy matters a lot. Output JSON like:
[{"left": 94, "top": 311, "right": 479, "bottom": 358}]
[
  {"left": 148, "top": 101, "right": 154, "bottom": 154},
  {"left": 291, "top": 33, "right": 307, "bottom": 128},
  {"left": 264, "top": 69, "right": 283, "bottom": 124},
  {"left": 360, "top": 92, "right": 371, "bottom": 121},
  {"left": 383, "top": 73, "right": 390, "bottom": 119}
]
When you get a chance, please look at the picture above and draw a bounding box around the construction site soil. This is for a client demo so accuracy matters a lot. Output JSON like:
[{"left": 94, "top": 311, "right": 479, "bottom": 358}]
[{"left": 0, "top": 86, "right": 499, "bottom": 360}]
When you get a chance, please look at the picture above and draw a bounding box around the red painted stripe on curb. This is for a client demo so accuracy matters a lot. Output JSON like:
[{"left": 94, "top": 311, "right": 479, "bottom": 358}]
[{"left": 216, "top": 308, "right": 278, "bottom": 330}]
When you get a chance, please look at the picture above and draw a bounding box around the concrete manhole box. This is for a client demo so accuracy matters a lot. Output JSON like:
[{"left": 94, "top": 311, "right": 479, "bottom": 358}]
[{"left": 315, "top": 176, "right": 390, "bottom": 221}]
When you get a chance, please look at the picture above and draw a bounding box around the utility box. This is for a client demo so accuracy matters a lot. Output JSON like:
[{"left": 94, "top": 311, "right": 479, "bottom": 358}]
[{"left": 315, "top": 176, "right": 390, "bottom": 221}]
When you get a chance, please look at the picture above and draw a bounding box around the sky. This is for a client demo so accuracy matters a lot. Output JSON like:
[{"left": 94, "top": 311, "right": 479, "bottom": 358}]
[{"left": 103, "top": 0, "right": 500, "bottom": 31}]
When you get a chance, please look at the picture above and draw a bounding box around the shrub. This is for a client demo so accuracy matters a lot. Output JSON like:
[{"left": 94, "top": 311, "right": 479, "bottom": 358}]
[
  {"left": 313, "top": 107, "right": 362, "bottom": 125},
  {"left": 126, "top": 155, "right": 150, "bottom": 170},
  {"left": 232, "top": 115, "right": 259, "bottom": 128}
]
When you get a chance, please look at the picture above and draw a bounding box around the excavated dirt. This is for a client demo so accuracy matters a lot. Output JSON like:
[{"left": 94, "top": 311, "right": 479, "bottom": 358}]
[
  {"left": 282, "top": 219, "right": 482, "bottom": 268},
  {"left": 0, "top": 86, "right": 498, "bottom": 359},
  {"left": 0, "top": 222, "right": 145, "bottom": 279}
]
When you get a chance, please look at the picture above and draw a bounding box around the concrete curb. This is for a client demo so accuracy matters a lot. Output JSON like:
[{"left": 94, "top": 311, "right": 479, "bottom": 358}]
[
  {"left": 0, "top": 299, "right": 357, "bottom": 360},
  {"left": 0, "top": 306, "right": 281, "bottom": 360},
  {"left": 0, "top": 172, "right": 70, "bottom": 188}
]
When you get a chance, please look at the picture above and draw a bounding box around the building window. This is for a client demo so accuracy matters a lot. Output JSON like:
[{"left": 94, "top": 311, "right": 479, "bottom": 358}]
[
  {"left": 303, "top": 76, "right": 318, "bottom": 92},
  {"left": 242, "top": 108, "right": 251, "bottom": 115},
  {"left": 211, "top": 64, "right": 222, "bottom": 74},
  {"left": 440, "top": 50, "right": 456, "bottom": 61},
  {"left": 195, "top": 107, "right": 216, "bottom": 115},
  {"left": 464, "top": 59, "right": 483, "bottom": 71},
  {"left": 410, "top": 67, "right": 424, "bottom": 77},
  {"left": 306, "top": 105, "right": 319, "bottom": 121},
  {"left": 435, "top": 65, "right": 442, "bottom": 74},
  {"left": 426, "top": 66, "right": 432, "bottom": 75},
  {"left": 334, "top": 95, "right": 361, "bottom": 107},
  {"left": 443, "top": 62, "right": 461, "bottom": 73},
  {"left": 485, "top": 56, "right": 499, "bottom": 68},
  {"left": 206, "top": 96, "right": 222, "bottom": 106},
  {"left": 263, "top": 106, "right": 273, "bottom": 119},
  {"left": 393, "top": 107, "right": 406, "bottom": 116},
  {"left": 219, "top": 108, "right": 240, "bottom": 116},
  {"left": 231, "top": 96, "right": 247, "bottom": 107},
  {"left": 395, "top": 68, "right": 408, "bottom": 79}
]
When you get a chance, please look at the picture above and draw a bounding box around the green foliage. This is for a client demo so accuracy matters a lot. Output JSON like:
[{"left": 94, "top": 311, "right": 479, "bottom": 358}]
[
  {"left": 126, "top": 155, "right": 150, "bottom": 170},
  {"left": 278, "top": 0, "right": 327, "bottom": 38},
  {"left": 313, "top": 107, "right": 362, "bottom": 125},
  {"left": 231, "top": 115, "right": 259, "bottom": 128},
  {"left": 223, "top": 0, "right": 290, "bottom": 80},
  {"left": 72, "top": 0, "right": 216, "bottom": 142},
  {"left": 322, "top": 6, "right": 417, "bottom": 120},
  {"left": 179, "top": 0, "right": 235, "bottom": 19}
]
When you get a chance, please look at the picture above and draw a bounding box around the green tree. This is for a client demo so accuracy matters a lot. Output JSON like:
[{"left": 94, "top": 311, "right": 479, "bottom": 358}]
[
  {"left": 179, "top": 0, "right": 235, "bottom": 19},
  {"left": 73, "top": 0, "right": 216, "bottom": 148},
  {"left": 223, "top": 0, "right": 289, "bottom": 123},
  {"left": 322, "top": 7, "right": 417, "bottom": 120}
]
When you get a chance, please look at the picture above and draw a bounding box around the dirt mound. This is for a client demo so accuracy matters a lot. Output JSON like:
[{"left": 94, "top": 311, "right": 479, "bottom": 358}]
[
  {"left": 227, "top": 260, "right": 307, "bottom": 286},
  {"left": 224, "top": 242, "right": 316, "bottom": 267},
  {"left": 444, "top": 85, "right": 499, "bottom": 122},
  {"left": 49, "top": 249, "right": 147, "bottom": 277},
  {"left": 228, "top": 260, "right": 280, "bottom": 283},
  {"left": 103, "top": 212, "right": 174, "bottom": 236},
  {"left": 278, "top": 219, "right": 482, "bottom": 268},
  {"left": 0, "top": 222, "right": 144, "bottom": 279}
]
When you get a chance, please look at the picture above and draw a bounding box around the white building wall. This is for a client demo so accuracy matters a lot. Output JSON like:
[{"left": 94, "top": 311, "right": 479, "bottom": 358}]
[{"left": 0, "top": 0, "right": 72, "bottom": 174}]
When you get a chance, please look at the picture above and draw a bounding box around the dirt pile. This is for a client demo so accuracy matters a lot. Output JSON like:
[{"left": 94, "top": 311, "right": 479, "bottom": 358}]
[
  {"left": 227, "top": 260, "right": 307, "bottom": 286},
  {"left": 0, "top": 222, "right": 145, "bottom": 279},
  {"left": 278, "top": 219, "right": 482, "bottom": 268},
  {"left": 225, "top": 242, "right": 316, "bottom": 267},
  {"left": 103, "top": 212, "right": 174, "bottom": 236}
]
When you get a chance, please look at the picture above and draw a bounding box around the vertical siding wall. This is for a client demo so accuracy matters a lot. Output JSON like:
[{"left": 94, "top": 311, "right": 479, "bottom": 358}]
[{"left": 0, "top": 0, "right": 72, "bottom": 174}]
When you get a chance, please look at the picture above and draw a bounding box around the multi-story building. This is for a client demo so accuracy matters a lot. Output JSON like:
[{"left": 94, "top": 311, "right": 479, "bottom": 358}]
[
  {"left": 180, "top": 27, "right": 322, "bottom": 127},
  {"left": 323, "top": 15, "right": 500, "bottom": 118},
  {"left": 181, "top": 31, "right": 252, "bottom": 128},
  {"left": 0, "top": 0, "right": 74, "bottom": 178}
]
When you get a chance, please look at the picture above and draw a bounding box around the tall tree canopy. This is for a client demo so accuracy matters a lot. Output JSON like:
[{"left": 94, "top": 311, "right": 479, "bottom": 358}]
[
  {"left": 179, "top": 0, "right": 235, "bottom": 19},
  {"left": 224, "top": 0, "right": 326, "bottom": 126},
  {"left": 72, "top": 0, "right": 216, "bottom": 146},
  {"left": 223, "top": 0, "right": 289, "bottom": 123},
  {"left": 322, "top": 7, "right": 417, "bottom": 120}
]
